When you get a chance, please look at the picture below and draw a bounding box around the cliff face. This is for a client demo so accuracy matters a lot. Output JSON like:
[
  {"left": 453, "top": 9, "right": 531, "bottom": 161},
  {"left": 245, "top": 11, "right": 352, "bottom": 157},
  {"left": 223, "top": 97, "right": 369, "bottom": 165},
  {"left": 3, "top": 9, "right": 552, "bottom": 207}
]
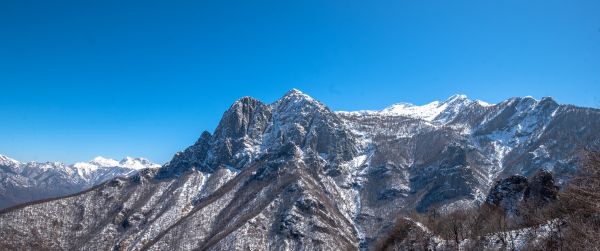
[
  {"left": 485, "top": 170, "right": 559, "bottom": 214},
  {"left": 1, "top": 90, "right": 598, "bottom": 250}
]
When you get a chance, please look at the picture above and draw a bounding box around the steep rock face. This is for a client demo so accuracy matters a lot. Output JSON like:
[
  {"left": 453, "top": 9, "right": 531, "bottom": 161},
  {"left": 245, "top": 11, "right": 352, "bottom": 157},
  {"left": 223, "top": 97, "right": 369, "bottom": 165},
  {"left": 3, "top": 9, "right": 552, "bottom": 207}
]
[
  {"left": 524, "top": 170, "right": 559, "bottom": 204},
  {"left": 265, "top": 89, "right": 358, "bottom": 173},
  {"left": 485, "top": 170, "right": 558, "bottom": 213},
  {"left": 158, "top": 96, "right": 271, "bottom": 176},
  {"left": 0, "top": 90, "right": 598, "bottom": 250},
  {"left": 210, "top": 96, "right": 272, "bottom": 168},
  {"left": 485, "top": 175, "right": 529, "bottom": 213},
  {"left": 0, "top": 155, "right": 159, "bottom": 210}
]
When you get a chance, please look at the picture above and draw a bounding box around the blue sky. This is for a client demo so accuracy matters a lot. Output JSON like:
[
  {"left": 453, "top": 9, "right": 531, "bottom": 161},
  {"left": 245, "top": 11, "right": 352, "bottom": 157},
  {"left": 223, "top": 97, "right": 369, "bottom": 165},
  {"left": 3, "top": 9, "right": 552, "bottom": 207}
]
[{"left": 1, "top": 0, "right": 599, "bottom": 163}]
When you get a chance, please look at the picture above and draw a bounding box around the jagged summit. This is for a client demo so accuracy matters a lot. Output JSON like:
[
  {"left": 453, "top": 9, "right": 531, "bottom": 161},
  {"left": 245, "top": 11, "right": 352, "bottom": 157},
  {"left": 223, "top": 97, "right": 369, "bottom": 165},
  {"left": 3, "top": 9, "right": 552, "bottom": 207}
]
[
  {"left": 161, "top": 88, "right": 357, "bottom": 177},
  {"left": 274, "top": 88, "right": 325, "bottom": 110},
  {"left": 227, "top": 89, "right": 318, "bottom": 113},
  {"left": 231, "top": 96, "right": 264, "bottom": 108},
  {"left": 284, "top": 88, "right": 305, "bottom": 96}
]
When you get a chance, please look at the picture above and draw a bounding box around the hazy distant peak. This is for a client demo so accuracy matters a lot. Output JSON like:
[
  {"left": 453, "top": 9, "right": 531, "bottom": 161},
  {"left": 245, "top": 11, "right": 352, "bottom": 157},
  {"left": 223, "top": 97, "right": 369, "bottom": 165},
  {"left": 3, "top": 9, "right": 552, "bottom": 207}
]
[
  {"left": 89, "top": 156, "right": 120, "bottom": 167},
  {"left": 119, "top": 156, "right": 161, "bottom": 169},
  {"left": 0, "top": 154, "right": 20, "bottom": 166}
]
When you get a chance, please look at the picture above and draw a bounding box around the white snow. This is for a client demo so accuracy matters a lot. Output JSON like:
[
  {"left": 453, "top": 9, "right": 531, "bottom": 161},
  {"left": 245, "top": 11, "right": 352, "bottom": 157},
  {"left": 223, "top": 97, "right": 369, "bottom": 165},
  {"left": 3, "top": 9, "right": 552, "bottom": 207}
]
[
  {"left": 379, "top": 101, "right": 446, "bottom": 121},
  {"left": 89, "top": 156, "right": 120, "bottom": 167},
  {"left": 476, "top": 100, "right": 493, "bottom": 107},
  {"left": 119, "top": 156, "right": 161, "bottom": 169},
  {"left": 337, "top": 100, "right": 446, "bottom": 121},
  {"left": 0, "top": 154, "right": 21, "bottom": 166},
  {"left": 73, "top": 162, "right": 99, "bottom": 172},
  {"left": 76, "top": 156, "right": 160, "bottom": 170},
  {"left": 337, "top": 94, "right": 493, "bottom": 124}
]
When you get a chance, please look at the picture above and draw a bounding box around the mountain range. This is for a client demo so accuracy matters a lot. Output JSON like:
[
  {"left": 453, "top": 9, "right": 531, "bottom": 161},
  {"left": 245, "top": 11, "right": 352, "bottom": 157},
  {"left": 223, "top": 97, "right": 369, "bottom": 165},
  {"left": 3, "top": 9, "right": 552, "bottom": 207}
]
[
  {"left": 0, "top": 155, "right": 159, "bottom": 209},
  {"left": 1, "top": 89, "right": 598, "bottom": 250}
]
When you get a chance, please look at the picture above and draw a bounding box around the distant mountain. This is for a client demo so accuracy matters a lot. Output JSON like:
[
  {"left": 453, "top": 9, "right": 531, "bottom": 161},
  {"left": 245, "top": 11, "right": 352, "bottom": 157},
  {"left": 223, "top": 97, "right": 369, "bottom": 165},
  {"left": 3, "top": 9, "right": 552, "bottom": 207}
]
[
  {"left": 0, "top": 155, "right": 160, "bottom": 209},
  {"left": 1, "top": 89, "right": 598, "bottom": 250}
]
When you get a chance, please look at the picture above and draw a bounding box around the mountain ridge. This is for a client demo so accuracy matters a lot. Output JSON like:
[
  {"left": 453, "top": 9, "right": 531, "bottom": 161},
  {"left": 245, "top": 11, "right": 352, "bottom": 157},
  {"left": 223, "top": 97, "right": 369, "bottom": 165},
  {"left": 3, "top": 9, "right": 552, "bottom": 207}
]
[{"left": 0, "top": 155, "right": 160, "bottom": 209}]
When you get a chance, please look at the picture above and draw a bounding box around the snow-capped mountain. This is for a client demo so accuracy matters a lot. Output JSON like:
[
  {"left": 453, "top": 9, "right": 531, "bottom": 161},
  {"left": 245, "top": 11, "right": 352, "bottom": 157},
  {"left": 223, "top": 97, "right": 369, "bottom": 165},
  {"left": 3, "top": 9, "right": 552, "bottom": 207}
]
[
  {"left": 81, "top": 156, "right": 160, "bottom": 170},
  {"left": 0, "top": 89, "right": 598, "bottom": 250},
  {"left": 0, "top": 155, "right": 160, "bottom": 209},
  {"left": 338, "top": 94, "right": 490, "bottom": 123}
]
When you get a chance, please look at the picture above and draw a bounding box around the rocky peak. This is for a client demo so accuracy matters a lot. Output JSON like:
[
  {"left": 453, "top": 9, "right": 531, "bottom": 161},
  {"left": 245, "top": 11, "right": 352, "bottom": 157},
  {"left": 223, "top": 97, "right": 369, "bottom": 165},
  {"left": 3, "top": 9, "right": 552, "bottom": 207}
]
[
  {"left": 281, "top": 88, "right": 314, "bottom": 101},
  {"left": 486, "top": 170, "right": 558, "bottom": 214},
  {"left": 264, "top": 89, "right": 357, "bottom": 166},
  {"left": 536, "top": 97, "right": 559, "bottom": 113},
  {"left": 159, "top": 89, "right": 358, "bottom": 178},
  {"left": 486, "top": 175, "right": 529, "bottom": 211},
  {"left": 272, "top": 89, "right": 328, "bottom": 115},
  {"left": 432, "top": 94, "right": 478, "bottom": 123},
  {"left": 539, "top": 96, "right": 557, "bottom": 105},
  {"left": 441, "top": 94, "right": 476, "bottom": 111},
  {"left": 213, "top": 96, "right": 271, "bottom": 141}
]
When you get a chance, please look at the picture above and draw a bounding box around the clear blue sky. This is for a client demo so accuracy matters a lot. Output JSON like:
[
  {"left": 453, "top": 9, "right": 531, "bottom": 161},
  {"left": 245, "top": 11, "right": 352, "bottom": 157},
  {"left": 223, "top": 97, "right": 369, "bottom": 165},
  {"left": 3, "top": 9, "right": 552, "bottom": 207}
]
[{"left": 1, "top": 0, "right": 599, "bottom": 164}]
